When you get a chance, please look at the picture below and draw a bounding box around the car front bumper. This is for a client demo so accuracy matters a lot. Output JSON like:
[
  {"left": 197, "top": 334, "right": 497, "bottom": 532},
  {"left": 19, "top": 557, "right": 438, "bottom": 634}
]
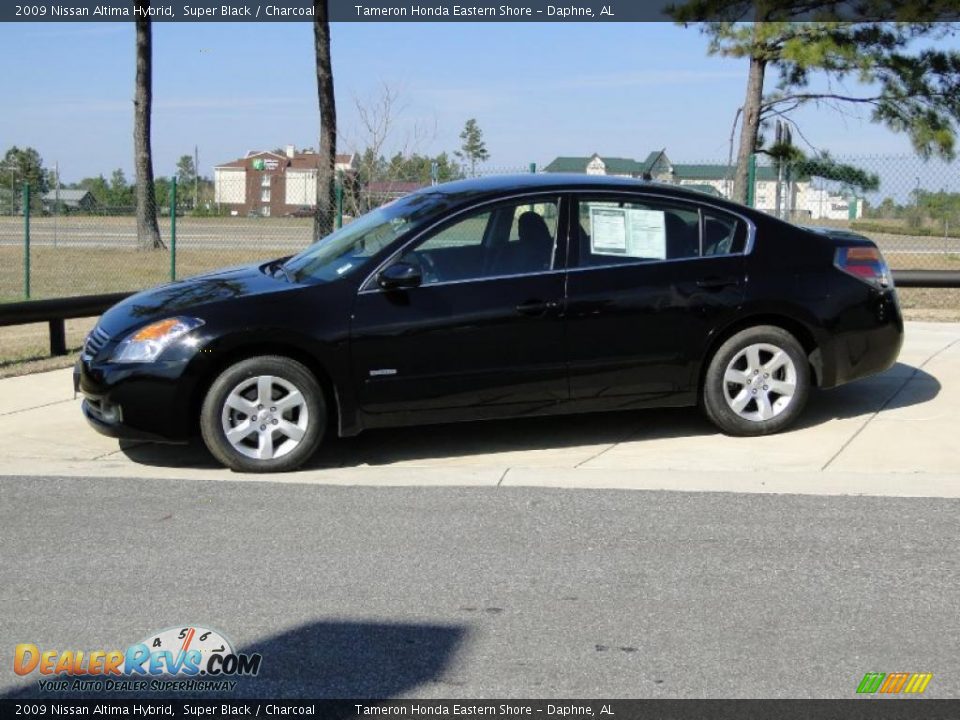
[{"left": 75, "top": 357, "right": 197, "bottom": 443}]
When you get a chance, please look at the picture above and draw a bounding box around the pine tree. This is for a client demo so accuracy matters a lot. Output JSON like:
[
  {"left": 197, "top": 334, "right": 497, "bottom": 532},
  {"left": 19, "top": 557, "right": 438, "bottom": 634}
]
[
  {"left": 456, "top": 119, "right": 490, "bottom": 177},
  {"left": 671, "top": 7, "right": 960, "bottom": 203},
  {"left": 133, "top": 2, "right": 164, "bottom": 248},
  {"left": 313, "top": 0, "right": 337, "bottom": 240}
]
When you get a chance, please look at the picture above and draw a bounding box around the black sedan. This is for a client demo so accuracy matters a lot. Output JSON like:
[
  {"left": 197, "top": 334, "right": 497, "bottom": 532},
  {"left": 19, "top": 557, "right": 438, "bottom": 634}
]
[{"left": 76, "top": 174, "right": 903, "bottom": 472}]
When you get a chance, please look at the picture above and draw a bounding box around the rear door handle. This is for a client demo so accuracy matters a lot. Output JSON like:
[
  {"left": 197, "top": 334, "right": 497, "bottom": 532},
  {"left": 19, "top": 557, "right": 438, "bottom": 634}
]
[
  {"left": 696, "top": 276, "right": 741, "bottom": 290},
  {"left": 515, "top": 300, "right": 560, "bottom": 316}
]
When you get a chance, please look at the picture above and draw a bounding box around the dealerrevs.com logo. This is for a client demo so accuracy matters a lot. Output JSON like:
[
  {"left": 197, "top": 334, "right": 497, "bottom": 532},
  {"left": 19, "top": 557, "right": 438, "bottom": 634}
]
[
  {"left": 856, "top": 672, "right": 933, "bottom": 695},
  {"left": 14, "top": 626, "right": 262, "bottom": 693}
]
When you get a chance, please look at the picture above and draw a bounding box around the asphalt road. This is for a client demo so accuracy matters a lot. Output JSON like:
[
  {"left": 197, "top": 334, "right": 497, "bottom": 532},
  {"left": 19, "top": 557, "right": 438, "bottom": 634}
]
[{"left": 2, "top": 477, "right": 958, "bottom": 699}]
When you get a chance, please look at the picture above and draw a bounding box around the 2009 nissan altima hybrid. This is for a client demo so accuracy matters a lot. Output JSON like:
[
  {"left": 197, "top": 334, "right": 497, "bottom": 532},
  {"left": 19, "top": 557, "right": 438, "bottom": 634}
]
[{"left": 75, "top": 174, "right": 903, "bottom": 472}]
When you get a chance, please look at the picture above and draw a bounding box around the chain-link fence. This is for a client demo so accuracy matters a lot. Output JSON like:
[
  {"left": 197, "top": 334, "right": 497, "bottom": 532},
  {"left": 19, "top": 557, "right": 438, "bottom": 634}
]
[
  {"left": 1, "top": 156, "right": 957, "bottom": 316},
  {"left": 670, "top": 154, "right": 960, "bottom": 318},
  {"left": 0, "top": 166, "right": 535, "bottom": 303},
  {"left": 0, "top": 207, "right": 312, "bottom": 303}
]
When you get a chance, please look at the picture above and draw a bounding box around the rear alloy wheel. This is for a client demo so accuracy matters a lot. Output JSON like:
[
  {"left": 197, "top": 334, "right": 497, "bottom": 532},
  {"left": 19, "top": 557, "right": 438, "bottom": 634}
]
[
  {"left": 201, "top": 356, "right": 325, "bottom": 472},
  {"left": 702, "top": 325, "right": 810, "bottom": 436}
]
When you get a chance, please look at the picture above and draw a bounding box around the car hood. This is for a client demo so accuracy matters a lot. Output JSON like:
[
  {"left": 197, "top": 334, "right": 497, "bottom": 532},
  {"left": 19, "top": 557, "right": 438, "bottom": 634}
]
[{"left": 97, "top": 262, "right": 292, "bottom": 336}]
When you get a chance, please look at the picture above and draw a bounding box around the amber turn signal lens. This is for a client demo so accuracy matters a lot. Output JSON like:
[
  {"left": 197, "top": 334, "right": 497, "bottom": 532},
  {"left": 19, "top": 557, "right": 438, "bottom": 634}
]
[
  {"left": 131, "top": 318, "right": 181, "bottom": 341},
  {"left": 845, "top": 247, "right": 882, "bottom": 262}
]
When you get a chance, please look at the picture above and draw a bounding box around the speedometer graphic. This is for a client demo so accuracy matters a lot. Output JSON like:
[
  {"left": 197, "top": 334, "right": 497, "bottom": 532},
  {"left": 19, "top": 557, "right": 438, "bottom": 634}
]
[{"left": 132, "top": 626, "right": 234, "bottom": 675}]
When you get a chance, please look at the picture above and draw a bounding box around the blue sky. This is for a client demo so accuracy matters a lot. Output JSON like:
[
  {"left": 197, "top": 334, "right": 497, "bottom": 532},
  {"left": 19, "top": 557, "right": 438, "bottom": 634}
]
[{"left": 0, "top": 21, "right": 951, "bottom": 183}]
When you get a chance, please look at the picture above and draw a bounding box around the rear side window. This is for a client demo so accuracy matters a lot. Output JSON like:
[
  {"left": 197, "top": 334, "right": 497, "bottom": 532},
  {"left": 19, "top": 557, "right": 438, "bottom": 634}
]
[
  {"left": 574, "top": 196, "right": 747, "bottom": 267},
  {"left": 702, "top": 212, "right": 748, "bottom": 256}
]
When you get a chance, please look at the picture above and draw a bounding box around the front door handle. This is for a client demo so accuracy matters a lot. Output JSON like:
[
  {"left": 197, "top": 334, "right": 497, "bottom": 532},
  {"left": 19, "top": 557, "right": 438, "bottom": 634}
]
[
  {"left": 516, "top": 300, "right": 560, "bottom": 316},
  {"left": 696, "top": 276, "right": 741, "bottom": 290}
]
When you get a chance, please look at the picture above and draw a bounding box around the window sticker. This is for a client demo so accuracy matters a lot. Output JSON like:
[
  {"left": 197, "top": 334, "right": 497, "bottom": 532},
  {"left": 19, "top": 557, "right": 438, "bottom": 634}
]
[
  {"left": 625, "top": 208, "right": 667, "bottom": 259},
  {"left": 589, "top": 207, "right": 628, "bottom": 255},
  {"left": 589, "top": 206, "right": 667, "bottom": 259}
]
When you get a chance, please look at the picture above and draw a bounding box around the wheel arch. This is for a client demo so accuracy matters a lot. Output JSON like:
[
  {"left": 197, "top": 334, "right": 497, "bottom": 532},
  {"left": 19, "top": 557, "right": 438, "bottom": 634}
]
[
  {"left": 187, "top": 339, "right": 345, "bottom": 439},
  {"left": 697, "top": 312, "right": 823, "bottom": 398}
]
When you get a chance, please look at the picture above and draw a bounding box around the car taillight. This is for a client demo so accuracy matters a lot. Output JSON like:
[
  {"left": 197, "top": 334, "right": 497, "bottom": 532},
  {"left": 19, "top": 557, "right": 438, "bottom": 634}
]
[{"left": 834, "top": 246, "right": 892, "bottom": 289}]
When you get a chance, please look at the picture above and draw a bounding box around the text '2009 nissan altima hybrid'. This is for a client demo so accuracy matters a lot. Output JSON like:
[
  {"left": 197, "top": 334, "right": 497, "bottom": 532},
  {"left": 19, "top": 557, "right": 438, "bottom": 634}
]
[{"left": 76, "top": 174, "right": 903, "bottom": 472}]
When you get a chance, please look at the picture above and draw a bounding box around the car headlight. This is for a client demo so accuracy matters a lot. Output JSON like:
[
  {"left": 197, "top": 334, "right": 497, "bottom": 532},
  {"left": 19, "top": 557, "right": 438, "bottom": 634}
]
[{"left": 111, "top": 317, "right": 205, "bottom": 363}]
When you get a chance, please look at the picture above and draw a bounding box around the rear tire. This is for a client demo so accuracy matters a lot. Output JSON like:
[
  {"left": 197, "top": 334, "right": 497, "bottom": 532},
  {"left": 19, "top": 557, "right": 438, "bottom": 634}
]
[
  {"left": 200, "top": 355, "right": 326, "bottom": 473},
  {"left": 702, "top": 325, "right": 810, "bottom": 436}
]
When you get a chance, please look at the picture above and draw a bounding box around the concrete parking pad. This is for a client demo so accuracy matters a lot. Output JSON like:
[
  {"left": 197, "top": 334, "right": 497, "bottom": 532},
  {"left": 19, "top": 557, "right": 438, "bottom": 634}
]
[{"left": 0, "top": 321, "right": 957, "bottom": 497}]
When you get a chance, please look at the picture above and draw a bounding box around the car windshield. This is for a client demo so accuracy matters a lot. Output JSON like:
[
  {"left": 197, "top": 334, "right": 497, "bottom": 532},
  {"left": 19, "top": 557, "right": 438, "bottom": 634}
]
[{"left": 282, "top": 191, "right": 451, "bottom": 283}]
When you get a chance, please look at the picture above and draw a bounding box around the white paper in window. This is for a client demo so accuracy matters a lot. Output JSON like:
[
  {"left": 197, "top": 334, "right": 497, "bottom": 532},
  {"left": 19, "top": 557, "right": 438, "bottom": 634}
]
[
  {"left": 589, "top": 205, "right": 667, "bottom": 259},
  {"left": 624, "top": 208, "right": 667, "bottom": 259},
  {"left": 589, "top": 207, "right": 628, "bottom": 255}
]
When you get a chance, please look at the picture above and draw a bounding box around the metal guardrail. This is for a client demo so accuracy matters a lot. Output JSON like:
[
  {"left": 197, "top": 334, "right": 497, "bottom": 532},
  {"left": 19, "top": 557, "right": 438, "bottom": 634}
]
[
  {"left": 0, "top": 269, "right": 957, "bottom": 358},
  {"left": 892, "top": 270, "right": 960, "bottom": 288},
  {"left": 0, "top": 291, "right": 132, "bottom": 356}
]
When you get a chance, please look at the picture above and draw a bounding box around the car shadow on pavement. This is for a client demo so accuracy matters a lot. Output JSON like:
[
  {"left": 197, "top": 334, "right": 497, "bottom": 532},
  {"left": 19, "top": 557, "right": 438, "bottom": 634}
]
[
  {"left": 1, "top": 619, "right": 466, "bottom": 700},
  {"left": 794, "top": 362, "right": 940, "bottom": 429},
  {"left": 117, "top": 362, "right": 940, "bottom": 470}
]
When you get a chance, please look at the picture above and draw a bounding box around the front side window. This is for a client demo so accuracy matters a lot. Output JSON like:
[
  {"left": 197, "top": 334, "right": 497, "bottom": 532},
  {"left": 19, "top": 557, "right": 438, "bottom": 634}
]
[
  {"left": 398, "top": 197, "right": 560, "bottom": 285},
  {"left": 283, "top": 190, "right": 455, "bottom": 283}
]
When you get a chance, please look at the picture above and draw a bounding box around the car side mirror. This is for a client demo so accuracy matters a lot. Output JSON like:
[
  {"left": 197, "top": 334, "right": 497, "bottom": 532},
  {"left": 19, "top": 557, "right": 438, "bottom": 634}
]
[{"left": 378, "top": 262, "right": 422, "bottom": 290}]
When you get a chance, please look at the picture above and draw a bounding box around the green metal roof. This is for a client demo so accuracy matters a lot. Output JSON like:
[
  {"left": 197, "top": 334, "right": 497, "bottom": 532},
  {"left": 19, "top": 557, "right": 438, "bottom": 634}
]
[
  {"left": 543, "top": 157, "right": 591, "bottom": 172},
  {"left": 673, "top": 163, "right": 779, "bottom": 182},
  {"left": 602, "top": 157, "right": 648, "bottom": 173}
]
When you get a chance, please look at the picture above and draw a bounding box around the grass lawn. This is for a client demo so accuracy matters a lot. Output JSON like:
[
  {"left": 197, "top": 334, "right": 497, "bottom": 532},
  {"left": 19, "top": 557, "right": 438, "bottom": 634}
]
[
  {"left": 0, "top": 318, "right": 94, "bottom": 378},
  {"left": 0, "top": 245, "right": 289, "bottom": 301}
]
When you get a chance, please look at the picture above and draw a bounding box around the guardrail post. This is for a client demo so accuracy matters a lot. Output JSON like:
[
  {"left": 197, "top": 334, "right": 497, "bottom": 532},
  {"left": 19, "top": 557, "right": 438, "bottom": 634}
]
[
  {"left": 23, "top": 182, "right": 30, "bottom": 299},
  {"left": 49, "top": 319, "right": 66, "bottom": 356},
  {"left": 170, "top": 177, "right": 177, "bottom": 282}
]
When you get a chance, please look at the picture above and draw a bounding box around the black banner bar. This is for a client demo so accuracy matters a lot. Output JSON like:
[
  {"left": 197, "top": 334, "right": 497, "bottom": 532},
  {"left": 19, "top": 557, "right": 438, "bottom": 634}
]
[
  {"left": 4, "top": 0, "right": 960, "bottom": 23},
  {"left": 3, "top": 700, "right": 960, "bottom": 719}
]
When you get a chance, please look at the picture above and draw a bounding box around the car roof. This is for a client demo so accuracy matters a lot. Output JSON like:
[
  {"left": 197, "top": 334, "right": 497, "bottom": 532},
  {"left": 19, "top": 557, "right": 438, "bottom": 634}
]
[{"left": 415, "top": 173, "right": 751, "bottom": 213}]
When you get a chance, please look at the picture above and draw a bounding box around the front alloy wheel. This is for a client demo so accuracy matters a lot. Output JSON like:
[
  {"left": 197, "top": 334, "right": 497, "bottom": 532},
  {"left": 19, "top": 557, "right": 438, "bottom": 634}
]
[
  {"left": 221, "top": 375, "right": 309, "bottom": 460},
  {"left": 201, "top": 356, "right": 325, "bottom": 472}
]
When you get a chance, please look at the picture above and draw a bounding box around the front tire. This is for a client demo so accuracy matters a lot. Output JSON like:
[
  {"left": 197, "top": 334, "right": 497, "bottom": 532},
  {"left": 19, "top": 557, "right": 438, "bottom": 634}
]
[
  {"left": 200, "top": 355, "right": 326, "bottom": 472},
  {"left": 702, "top": 325, "right": 810, "bottom": 436}
]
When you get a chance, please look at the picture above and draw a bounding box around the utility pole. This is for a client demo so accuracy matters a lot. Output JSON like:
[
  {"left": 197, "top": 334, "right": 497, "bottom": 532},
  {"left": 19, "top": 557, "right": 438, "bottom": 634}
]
[
  {"left": 774, "top": 121, "right": 783, "bottom": 219},
  {"left": 194, "top": 145, "right": 200, "bottom": 210},
  {"left": 773, "top": 120, "right": 792, "bottom": 220},
  {"left": 782, "top": 123, "right": 792, "bottom": 220}
]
